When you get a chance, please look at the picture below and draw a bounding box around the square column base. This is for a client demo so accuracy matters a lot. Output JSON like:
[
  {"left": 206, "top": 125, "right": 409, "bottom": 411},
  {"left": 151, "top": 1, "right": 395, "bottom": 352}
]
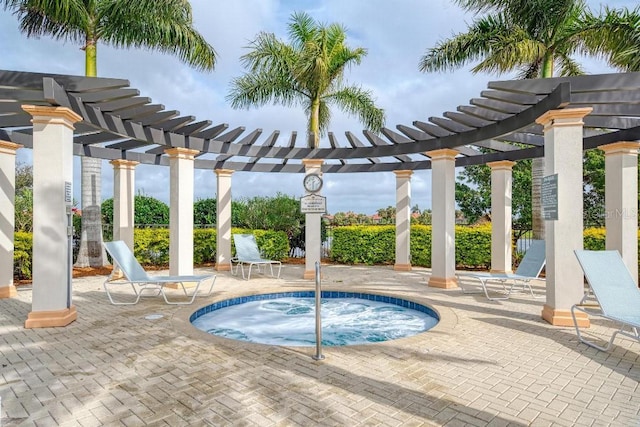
[
  {"left": 428, "top": 276, "right": 458, "bottom": 289},
  {"left": 216, "top": 264, "right": 231, "bottom": 272},
  {"left": 394, "top": 263, "right": 412, "bottom": 271},
  {"left": 0, "top": 285, "right": 17, "bottom": 298},
  {"left": 490, "top": 269, "right": 513, "bottom": 274},
  {"left": 25, "top": 306, "right": 77, "bottom": 328},
  {"left": 303, "top": 270, "right": 325, "bottom": 280},
  {"left": 541, "top": 305, "right": 590, "bottom": 327}
]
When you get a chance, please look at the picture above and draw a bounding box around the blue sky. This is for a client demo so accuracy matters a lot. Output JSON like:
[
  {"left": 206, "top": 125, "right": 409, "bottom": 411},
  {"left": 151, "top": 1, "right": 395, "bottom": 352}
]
[{"left": 1, "top": 0, "right": 633, "bottom": 214}]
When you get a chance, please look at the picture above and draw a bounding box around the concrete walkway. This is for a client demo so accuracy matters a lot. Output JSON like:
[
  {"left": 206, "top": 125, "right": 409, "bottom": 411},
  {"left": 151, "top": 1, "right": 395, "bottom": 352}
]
[{"left": 1, "top": 265, "right": 639, "bottom": 426}]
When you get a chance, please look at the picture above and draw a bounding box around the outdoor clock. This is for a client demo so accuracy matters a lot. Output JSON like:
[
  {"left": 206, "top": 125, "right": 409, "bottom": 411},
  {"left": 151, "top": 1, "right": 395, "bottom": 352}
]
[{"left": 303, "top": 173, "right": 323, "bottom": 193}]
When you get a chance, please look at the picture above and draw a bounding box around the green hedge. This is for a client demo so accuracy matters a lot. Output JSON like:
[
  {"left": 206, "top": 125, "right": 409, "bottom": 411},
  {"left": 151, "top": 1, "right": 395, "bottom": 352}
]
[
  {"left": 14, "top": 232, "right": 32, "bottom": 280},
  {"left": 10, "top": 225, "right": 636, "bottom": 278},
  {"left": 331, "top": 224, "right": 492, "bottom": 268},
  {"left": 231, "top": 228, "right": 290, "bottom": 261},
  {"left": 331, "top": 225, "right": 629, "bottom": 269},
  {"left": 132, "top": 228, "right": 289, "bottom": 267},
  {"left": 12, "top": 228, "right": 289, "bottom": 278}
]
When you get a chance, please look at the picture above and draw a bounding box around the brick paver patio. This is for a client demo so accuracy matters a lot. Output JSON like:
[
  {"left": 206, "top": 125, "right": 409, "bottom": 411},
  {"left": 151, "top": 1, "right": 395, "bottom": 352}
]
[{"left": 1, "top": 265, "right": 639, "bottom": 426}]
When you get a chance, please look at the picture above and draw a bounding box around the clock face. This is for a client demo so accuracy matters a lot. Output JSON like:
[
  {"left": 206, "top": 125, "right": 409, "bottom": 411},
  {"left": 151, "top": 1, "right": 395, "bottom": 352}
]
[{"left": 303, "top": 173, "right": 323, "bottom": 192}]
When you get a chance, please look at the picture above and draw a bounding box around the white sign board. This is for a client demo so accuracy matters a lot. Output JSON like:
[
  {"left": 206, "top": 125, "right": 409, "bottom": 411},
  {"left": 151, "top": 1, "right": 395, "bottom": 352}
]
[{"left": 300, "top": 194, "right": 327, "bottom": 214}]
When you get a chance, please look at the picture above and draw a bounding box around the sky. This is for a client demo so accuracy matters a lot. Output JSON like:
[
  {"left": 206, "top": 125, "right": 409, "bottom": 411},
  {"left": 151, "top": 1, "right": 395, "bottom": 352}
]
[{"left": 1, "top": 0, "right": 634, "bottom": 214}]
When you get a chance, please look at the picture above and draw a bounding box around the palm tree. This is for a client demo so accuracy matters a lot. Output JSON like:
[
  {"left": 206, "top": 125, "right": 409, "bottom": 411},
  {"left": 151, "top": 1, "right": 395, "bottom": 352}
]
[
  {"left": 4, "top": 0, "right": 217, "bottom": 267},
  {"left": 419, "top": 0, "right": 640, "bottom": 240},
  {"left": 227, "top": 11, "right": 385, "bottom": 148}
]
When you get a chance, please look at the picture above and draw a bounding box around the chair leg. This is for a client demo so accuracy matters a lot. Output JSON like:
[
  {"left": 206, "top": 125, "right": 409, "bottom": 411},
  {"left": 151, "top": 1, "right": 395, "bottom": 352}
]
[
  {"left": 103, "top": 280, "right": 142, "bottom": 305},
  {"left": 571, "top": 304, "right": 617, "bottom": 351},
  {"left": 162, "top": 276, "right": 217, "bottom": 305}
]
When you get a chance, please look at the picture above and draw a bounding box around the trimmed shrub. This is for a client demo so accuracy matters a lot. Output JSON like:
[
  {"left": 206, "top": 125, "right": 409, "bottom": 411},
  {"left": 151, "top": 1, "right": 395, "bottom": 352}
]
[
  {"left": 455, "top": 224, "right": 492, "bottom": 269},
  {"left": 583, "top": 227, "right": 605, "bottom": 250},
  {"left": 194, "top": 229, "right": 217, "bottom": 264},
  {"left": 331, "top": 224, "right": 492, "bottom": 268},
  {"left": 14, "top": 232, "right": 32, "bottom": 280},
  {"left": 133, "top": 228, "right": 170, "bottom": 266},
  {"left": 330, "top": 226, "right": 395, "bottom": 265},
  {"left": 410, "top": 225, "right": 432, "bottom": 267},
  {"left": 231, "top": 228, "right": 290, "bottom": 261}
]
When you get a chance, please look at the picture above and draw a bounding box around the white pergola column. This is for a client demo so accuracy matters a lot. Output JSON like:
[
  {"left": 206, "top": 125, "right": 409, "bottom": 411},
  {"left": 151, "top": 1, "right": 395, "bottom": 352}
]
[
  {"left": 427, "top": 149, "right": 459, "bottom": 288},
  {"left": 303, "top": 159, "right": 323, "bottom": 280},
  {"left": 110, "top": 160, "right": 138, "bottom": 250},
  {"left": 23, "top": 105, "right": 81, "bottom": 328},
  {"left": 165, "top": 148, "right": 199, "bottom": 277},
  {"left": 215, "top": 169, "right": 233, "bottom": 272},
  {"left": 536, "top": 108, "right": 592, "bottom": 327},
  {"left": 488, "top": 161, "right": 515, "bottom": 274},
  {"left": 394, "top": 170, "right": 413, "bottom": 271},
  {"left": 0, "top": 141, "right": 22, "bottom": 299},
  {"left": 600, "top": 141, "right": 640, "bottom": 284}
]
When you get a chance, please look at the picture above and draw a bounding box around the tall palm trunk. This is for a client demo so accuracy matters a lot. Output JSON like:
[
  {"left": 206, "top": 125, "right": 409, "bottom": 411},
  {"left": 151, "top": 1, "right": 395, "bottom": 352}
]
[
  {"left": 75, "top": 40, "right": 107, "bottom": 267},
  {"left": 531, "top": 55, "right": 555, "bottom": 240},
  {"left": 308, "top": 97, "right": 321, "bottom": 148}
]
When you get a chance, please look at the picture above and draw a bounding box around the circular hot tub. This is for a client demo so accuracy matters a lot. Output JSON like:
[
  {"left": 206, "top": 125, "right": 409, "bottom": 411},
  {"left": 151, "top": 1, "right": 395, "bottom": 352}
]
[{"left": 190, "top": 291, "right": 439, "bottom": 346}]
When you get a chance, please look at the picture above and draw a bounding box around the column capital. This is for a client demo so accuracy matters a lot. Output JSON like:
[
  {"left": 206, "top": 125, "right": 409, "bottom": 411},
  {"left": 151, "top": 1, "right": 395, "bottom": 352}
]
[
  {"left": 535, "top": 107, "right": 592, "bottom": 130},
  {"left": 598, "top": 141, "right": 640, "bottom": 156},
  {"left": 0, "top": 140, "right": 23, "bottom": 155},
  {"left": 487, "top": 160, "right": 516, "bottom": 171},
  {"left": 22, "top": 104, "right": 82, "bottom": 129},
  {"left": 302, "top": 159, "right": 324, "bottom": 169},
  {"left": 110, "top": 159, "right": 139, "bottom": 170},
  {"left": 393, "top": 170, "right": 413, "bottom": 178},
  {"left": 215, "top": 168, "right": 234, "bottom": 177},
  {"left": 425, "top": 148, "right": 459, "bottom": 160},
  {"left": 164, "top": 147, "right": 199, "bottom": 159}
]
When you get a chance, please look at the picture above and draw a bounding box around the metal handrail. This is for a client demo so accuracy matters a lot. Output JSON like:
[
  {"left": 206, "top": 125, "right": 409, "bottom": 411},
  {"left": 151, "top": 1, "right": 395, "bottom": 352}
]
[{"left": 312, "top": 261, "right": 325, "bottom": 361}]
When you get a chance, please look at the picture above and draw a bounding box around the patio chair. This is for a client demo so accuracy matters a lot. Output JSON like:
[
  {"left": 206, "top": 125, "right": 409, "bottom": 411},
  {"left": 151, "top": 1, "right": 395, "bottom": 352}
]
[
  {"left": 231, "top": 234, "right": 282, "bottom": 280},
  {"left": 457, "top": 240, "right": 546, "bottom": 301},
  {"left": 103, "top": 240, "right": 216, "bottom": 305},
  {"left": 572, "top": 250, "right": 640, "bottom": 351}
]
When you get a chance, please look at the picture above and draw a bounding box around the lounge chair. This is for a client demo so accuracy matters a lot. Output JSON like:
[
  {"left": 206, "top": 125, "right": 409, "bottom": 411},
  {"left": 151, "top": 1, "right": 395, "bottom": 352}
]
[
  {"left": 572, "top": 250, "right": 640, "bottom": 351},
  {"left": 457, "top": 240, "right": 546, "bottom": 301},
  {"left": 103, "top": 240, "right": 216, "bottom": 305},
  {"left": 231, "top": 234, "right": 282, "bottom": 280}
]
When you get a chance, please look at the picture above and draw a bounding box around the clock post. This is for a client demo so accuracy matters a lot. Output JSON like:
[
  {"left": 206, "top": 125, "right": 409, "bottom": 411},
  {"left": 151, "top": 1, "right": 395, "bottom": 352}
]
[{"left": 302, "top": 159, "right": 324, "bottom": 279}]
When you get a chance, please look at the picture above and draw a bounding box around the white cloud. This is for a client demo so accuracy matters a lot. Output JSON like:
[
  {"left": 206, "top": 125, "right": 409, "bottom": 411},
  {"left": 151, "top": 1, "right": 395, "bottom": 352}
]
[{"left": 2, "top": 0, "right": 631, "bottom": 214}]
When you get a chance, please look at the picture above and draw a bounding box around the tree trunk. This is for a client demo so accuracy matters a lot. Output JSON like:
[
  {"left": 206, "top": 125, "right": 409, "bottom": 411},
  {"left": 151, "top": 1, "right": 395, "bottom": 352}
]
[
  {"left": 531, "top": 157, "right": 545, "bottom": 240},
  {"left": 75, "top": 38, "right": 107, "bottom": 267},
  {"left": 75, "top": 156, "right": 108, "bottom": 267},
  {"left": 530, "top": 56, "right": 554, "bottom": 240},
  {"left": 308, "top": 97, "right": 320, "bottom": 148}
]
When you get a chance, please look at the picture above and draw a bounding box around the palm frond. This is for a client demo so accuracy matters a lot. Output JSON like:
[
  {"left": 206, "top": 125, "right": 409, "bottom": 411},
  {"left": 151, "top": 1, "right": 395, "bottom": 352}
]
[
  {"left": 100, "top": 0, "right": 217, "bottom": 71},
  {"left": 325, "top": 85, "right": 385, "bottom": 133},
  {"left": 240, "top": 32, "right": 297, "bottom": 75},
  {"left": 9, "top": 0, "right": 87, "bottom": 43},
  {"left": 227, "top": 71, "right": 303, "bottom": 110},
  {"left": 472, "top": 37, "right": 545, "bottom": 75},
  {"left": 420, "top": 13, "right": 526, "bottom": 74},
  {"left": 572, "top": 6, "right": 640, "bottom": 71},
  {"left": 556, "top": 54, "right": 584, "bottom": 76}
]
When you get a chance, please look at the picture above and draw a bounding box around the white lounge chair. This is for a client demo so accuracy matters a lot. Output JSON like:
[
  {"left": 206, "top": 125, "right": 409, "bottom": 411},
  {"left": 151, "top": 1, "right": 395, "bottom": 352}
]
[
  {"left": 103, "top": 240, "right": 216, "bottom": 305},
  {"left": 231, "top": 234, "right": 282, "bottom": 280},
  {"left": 457, "top": 240, "right": 546, "bottom": 301},
  {"left": 572, "top": 250, "right": 640, "bottom": 351}
]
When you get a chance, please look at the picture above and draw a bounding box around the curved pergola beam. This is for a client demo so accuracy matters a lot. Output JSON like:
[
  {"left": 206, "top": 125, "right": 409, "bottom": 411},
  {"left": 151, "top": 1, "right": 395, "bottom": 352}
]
[{"left": 1, "top": 69, "right": 640, "bottom": 173}]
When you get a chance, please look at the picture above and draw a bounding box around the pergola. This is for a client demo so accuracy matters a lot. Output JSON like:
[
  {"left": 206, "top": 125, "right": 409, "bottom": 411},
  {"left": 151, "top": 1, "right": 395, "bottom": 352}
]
[{"left": 1, "top": 69, "right": 639, "bottom": 329}]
